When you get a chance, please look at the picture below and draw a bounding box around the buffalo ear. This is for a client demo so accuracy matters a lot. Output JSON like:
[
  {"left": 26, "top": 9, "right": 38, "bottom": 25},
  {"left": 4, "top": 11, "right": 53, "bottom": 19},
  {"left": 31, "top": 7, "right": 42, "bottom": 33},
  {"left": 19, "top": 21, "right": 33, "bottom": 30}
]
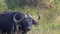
[
  {"left": 32, "top": 12, "right": 40, "bottom": 27},
  {"left": 32, "top": 20, "right": 38, "bottom": 27}
]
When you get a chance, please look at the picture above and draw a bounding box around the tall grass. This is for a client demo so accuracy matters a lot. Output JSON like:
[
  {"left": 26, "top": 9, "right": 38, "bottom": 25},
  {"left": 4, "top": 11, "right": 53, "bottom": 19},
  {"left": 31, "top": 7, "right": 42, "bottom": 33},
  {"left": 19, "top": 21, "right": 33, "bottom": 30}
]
[{"left": 0, "top": 0, "right": 60, "bottom": 34}]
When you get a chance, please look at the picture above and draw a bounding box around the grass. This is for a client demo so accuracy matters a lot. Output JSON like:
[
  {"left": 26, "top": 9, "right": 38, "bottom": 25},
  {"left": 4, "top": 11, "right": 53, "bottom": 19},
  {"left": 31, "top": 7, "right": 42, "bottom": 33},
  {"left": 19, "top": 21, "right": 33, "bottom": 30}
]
[{"left": 0, "top": 0, "right": 60, "bottom": 34}]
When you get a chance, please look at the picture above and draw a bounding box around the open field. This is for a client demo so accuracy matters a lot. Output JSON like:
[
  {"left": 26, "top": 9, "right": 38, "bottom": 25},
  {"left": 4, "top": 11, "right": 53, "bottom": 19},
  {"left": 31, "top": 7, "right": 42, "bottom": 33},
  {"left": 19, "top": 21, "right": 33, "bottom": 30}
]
[{"left": 0, "top": 0, "right": 60, "bottom": 34}]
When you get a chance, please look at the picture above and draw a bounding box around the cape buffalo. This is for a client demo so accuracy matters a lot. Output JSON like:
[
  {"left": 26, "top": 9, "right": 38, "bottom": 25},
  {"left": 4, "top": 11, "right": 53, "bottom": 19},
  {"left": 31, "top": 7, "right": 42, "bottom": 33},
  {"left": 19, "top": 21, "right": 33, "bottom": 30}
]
[{"left": 0, "top": 11, "right": 40, "bottom": 34}]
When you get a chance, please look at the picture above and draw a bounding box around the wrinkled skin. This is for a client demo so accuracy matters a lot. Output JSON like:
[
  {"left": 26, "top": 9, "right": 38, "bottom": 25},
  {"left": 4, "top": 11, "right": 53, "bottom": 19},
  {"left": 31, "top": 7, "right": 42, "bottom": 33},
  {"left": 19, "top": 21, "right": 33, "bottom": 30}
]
[
  {"left": 0, "top": 11, "right": 25, "bottom": 34},
  {"left": 0, "top": 11, "right": 40, "bottom": 34}
]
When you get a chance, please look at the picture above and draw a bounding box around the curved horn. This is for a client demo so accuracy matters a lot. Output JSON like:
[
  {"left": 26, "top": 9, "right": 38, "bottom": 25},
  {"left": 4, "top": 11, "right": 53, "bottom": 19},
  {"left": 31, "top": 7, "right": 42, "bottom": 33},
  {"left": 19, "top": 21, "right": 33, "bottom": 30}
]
[
  {"left": 13, "top": 13, "right": 24, "bottom": 23},
  {"left": 36, "top": 12, "right": 40, "bottom": 20},
  {"left": 27, "top": 11, "right": 29, "bottom": 15},
  {"left": 35, "top": 12, "right": 40, "bottom": 22},
  {"left": 13, "top": 13, "right": 19, "bottom": 23}
]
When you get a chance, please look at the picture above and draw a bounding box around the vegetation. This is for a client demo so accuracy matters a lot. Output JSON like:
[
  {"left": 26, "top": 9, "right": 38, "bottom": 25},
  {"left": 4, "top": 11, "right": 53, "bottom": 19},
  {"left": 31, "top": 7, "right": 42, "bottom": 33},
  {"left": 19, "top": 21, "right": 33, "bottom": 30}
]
[{"left": 0, "top": 0, "right": 60, "bottom": 34}]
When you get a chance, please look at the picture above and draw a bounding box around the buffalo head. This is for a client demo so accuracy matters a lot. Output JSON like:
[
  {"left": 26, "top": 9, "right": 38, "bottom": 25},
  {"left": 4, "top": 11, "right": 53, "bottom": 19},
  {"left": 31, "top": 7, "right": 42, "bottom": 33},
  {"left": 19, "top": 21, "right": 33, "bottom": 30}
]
[{"left": 13, "top": 12, "right": 40, "bottom": 34}]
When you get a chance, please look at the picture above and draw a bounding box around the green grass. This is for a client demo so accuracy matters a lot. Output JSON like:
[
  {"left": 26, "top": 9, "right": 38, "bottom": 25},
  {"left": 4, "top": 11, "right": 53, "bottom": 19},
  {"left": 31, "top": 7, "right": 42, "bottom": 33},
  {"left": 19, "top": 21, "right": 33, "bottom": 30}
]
[{"left": 0, "top": 0, "right": 60, "bottom": 34}]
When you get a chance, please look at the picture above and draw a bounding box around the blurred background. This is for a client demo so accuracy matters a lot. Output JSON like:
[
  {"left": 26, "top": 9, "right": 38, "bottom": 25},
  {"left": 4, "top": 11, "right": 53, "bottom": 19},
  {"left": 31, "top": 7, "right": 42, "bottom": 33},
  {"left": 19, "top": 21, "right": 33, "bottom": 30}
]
[{"left": 0, "top": 0, "right": 60, "bottom": 34}]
